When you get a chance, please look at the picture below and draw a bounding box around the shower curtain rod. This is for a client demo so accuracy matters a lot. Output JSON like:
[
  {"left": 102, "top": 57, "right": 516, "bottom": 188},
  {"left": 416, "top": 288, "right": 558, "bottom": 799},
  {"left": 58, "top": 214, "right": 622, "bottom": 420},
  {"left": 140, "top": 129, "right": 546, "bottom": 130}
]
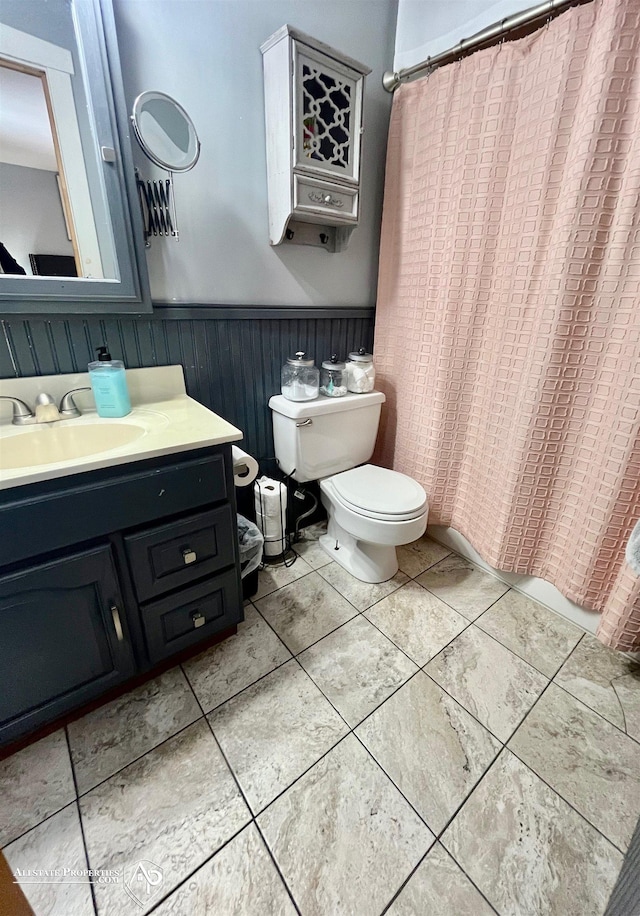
[{"left": 382, "top": 0, "right": 586, "bottom": 91}]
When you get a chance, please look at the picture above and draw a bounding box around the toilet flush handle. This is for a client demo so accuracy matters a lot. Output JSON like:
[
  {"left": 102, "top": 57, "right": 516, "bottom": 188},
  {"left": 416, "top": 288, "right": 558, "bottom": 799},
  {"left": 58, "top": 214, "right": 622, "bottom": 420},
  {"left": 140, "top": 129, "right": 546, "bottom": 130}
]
[{"left": 296, "top": 418, "right": 313, "bottom": 428}]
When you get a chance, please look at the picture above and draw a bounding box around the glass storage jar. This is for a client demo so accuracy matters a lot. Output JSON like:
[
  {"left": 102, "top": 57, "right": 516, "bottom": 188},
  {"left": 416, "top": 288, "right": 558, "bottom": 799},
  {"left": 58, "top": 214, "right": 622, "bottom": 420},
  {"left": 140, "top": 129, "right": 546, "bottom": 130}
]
[
  {"left": 281, "top": 351, "right": 320, "bottom": 401},
  {"left": 345, "top": 348, "right": 375, "bottom": 393},
  {"left": 320, "top": 355, "right": 347, "bottom": 397}
]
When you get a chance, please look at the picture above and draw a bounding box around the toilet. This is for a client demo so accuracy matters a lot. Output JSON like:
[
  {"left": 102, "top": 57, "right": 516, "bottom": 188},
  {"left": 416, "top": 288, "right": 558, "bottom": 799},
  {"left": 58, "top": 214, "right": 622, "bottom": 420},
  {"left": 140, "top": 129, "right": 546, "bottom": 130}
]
[{"left": 268, "top": 390, "right": 428, "bottom": 583}]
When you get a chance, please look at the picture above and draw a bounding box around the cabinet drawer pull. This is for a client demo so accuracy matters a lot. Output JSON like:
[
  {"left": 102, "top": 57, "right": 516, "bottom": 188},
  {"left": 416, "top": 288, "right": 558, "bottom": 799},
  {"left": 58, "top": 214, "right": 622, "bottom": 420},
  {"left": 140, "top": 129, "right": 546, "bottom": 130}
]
[
  {"left": 307, "top": 190, "right": 344, "bottom": 208},
  {"left": 182, "top": 548, "right": 197, "bottom": 565},
  {"left": 191, "top": 611, "right": 205, "bottom": 629},
  {"left": 110, "top": 605, "right": 124, "bottom": 642}
]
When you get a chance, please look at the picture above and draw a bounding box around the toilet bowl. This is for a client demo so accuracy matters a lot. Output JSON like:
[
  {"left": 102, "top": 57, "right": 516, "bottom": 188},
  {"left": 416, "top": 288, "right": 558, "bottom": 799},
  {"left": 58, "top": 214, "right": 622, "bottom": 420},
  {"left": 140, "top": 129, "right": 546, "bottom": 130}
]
[
  {"left": 319, "top": 464, "right": 428, "bottom": 582},
  {"left": 268, "top": 390, "right": 428, "bottom": 584}
]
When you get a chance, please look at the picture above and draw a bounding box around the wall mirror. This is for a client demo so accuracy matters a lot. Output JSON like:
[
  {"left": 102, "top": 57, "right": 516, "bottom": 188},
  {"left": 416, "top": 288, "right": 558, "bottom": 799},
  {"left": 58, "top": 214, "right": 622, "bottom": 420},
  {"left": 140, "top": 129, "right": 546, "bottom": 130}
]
[
  {"left": 0, "top": 0, "right": 151, "bottom": 314},
  {"left": 132, "top": 91, "right": 200, "bottom": 172},
  {"left": 131, "top": 91, "right": 200, "bottom": 242}
]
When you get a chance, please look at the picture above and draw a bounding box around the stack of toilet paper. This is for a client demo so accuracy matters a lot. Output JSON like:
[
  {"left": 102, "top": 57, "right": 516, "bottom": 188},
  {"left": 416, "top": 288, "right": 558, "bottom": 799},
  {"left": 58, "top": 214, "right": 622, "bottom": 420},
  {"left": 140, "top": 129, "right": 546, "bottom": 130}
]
[{"left": 254, "top": 476, "right": 287, "bottom": 558}]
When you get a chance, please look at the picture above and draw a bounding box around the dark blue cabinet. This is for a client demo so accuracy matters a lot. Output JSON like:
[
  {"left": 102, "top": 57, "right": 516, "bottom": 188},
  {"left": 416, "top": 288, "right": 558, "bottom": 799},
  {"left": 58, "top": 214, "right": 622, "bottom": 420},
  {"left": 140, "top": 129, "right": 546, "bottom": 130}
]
[
  {"left": 0, "top": 545, "right": 136, "bottom": 743},
  {"left": 0, "top": 445, "right": 243, "bottom": 747}
]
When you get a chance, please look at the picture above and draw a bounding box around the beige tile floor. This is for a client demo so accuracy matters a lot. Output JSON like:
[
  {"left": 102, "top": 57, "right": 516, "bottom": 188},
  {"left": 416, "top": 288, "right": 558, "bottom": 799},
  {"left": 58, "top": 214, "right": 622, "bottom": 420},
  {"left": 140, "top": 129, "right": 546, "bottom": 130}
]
[{"left": 1, "top": 529, "right": 640, "bottom": 916}]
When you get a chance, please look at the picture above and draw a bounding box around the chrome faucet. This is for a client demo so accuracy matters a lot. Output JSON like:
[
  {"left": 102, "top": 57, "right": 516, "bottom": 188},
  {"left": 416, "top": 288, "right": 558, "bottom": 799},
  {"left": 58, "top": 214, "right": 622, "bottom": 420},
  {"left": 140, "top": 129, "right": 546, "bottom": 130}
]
[{"left": 0, "top": 387, "right": 92, "bottom": 425}]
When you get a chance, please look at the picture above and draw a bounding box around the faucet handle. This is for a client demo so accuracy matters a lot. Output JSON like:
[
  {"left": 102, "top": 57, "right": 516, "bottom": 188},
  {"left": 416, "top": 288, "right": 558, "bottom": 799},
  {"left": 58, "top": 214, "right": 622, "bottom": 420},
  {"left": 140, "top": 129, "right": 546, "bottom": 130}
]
[
  {"left": 0, "top": 396, "right": 35, "bottom": 425},
  {"left": 59, "top": 387, "right": 92, "bottom": 418}
]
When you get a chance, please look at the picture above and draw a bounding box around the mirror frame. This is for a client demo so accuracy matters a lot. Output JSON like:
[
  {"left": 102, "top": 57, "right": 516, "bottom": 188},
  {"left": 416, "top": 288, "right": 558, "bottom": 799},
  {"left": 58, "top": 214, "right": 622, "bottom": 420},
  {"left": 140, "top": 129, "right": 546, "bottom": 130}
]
[{"left": 0, "top": 0, "right": 152, "bottom": 315}]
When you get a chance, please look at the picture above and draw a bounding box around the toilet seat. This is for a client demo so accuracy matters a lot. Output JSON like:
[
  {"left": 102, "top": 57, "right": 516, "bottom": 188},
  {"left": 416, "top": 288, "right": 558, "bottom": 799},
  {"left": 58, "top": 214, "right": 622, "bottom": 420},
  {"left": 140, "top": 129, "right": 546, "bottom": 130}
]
[{"left": 329, "top": 465, "right": 428, "bottom": 522}]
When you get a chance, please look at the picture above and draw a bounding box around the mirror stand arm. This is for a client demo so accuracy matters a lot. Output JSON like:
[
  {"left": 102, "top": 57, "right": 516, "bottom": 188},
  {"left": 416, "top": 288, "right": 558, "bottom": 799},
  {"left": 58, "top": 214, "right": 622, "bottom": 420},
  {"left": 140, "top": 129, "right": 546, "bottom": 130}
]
[{"left": 135, "top": 169, "right": 179, "bottom": 245}]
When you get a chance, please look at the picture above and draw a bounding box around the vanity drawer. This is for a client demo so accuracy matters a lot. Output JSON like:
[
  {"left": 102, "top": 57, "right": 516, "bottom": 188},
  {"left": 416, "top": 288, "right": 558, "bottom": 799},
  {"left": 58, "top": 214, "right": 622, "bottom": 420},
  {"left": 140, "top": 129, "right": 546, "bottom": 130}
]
[
  {"left": 141, "top": 569, "right": 242, "bottom": 663},
  {"left": 125, "top": 506, "right": 235, "bottom": 601},
  {"left": 293, "top": 175, "right": 358, "bottom": 223}
]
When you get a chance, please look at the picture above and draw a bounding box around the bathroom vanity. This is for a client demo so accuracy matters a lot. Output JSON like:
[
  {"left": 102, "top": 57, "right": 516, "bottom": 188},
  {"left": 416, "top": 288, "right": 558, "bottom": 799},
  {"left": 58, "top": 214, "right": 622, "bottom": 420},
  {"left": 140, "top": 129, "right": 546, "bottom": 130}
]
[{"left": 0, "top": 367, "right": 244, "bottom": 747}]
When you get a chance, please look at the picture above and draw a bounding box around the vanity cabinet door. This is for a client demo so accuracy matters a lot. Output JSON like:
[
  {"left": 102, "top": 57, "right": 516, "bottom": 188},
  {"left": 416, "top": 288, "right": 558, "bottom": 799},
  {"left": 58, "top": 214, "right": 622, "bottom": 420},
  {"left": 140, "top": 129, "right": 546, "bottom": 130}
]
[{"left": 0, "top": 545, "right": 135, "bottom": 745}]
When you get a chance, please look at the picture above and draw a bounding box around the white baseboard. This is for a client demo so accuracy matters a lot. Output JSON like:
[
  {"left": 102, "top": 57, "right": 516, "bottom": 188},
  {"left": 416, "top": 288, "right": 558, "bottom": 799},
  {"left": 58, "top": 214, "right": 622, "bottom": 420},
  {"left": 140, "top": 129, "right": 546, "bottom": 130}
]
[{"left": 428, "top": 525, "right": 600, "bottom": 636}]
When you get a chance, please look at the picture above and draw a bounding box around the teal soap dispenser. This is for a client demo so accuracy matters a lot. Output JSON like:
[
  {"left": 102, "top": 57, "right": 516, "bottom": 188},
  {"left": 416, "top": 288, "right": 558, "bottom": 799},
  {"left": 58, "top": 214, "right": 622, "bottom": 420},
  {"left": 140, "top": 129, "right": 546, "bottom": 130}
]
[{"left": 88, "top": 347, "right": 132, "bottom": 418}]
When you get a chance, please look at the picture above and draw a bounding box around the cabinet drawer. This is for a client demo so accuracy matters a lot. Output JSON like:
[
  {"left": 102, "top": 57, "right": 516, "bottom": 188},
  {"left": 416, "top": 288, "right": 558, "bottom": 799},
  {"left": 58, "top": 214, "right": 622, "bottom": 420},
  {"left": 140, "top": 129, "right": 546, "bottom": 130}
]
[
  {"left": 141, "top": 569, "right": 242, "bottom": 663},
  {"left": 293, "top": 174, "right": 358, "bottom": 223},
  {"left": 125, "top": 506, "right": 235, "bottom": 602}
]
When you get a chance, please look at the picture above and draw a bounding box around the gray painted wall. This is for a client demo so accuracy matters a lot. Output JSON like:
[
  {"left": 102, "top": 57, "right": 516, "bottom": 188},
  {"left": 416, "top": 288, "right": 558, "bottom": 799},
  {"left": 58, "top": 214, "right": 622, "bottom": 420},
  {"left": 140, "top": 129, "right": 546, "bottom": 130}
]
[
  {"left": 0, "top": 163, "right": 73, "bottom": 273},
  {"left": 113, "top": 0, "right": 398, "bottom": 306}
]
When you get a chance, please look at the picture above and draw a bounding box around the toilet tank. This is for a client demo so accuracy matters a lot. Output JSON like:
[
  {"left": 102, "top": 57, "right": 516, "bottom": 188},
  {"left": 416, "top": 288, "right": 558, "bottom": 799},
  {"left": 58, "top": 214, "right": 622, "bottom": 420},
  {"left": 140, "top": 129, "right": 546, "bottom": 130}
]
[{"left": 268, "top": 391, "right": 385, "bottom": 483}]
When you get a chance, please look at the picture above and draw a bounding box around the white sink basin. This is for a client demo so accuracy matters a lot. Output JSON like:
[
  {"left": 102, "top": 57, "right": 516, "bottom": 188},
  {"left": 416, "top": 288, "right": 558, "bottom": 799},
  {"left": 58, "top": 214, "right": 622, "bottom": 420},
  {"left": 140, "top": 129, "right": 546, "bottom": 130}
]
[
  {"left": 0, "top": 367, "right": 243, "bottom": 491},
  {"left": 0, "top": 421, "right": 147, "bottom": 470}
]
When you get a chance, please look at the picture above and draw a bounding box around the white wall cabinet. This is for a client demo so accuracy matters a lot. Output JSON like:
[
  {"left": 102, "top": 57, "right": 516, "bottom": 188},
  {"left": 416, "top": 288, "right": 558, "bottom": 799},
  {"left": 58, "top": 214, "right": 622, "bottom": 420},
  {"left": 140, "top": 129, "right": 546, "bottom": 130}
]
[{"left": 261, "top": 25, "right": 370, "bottom": 252}]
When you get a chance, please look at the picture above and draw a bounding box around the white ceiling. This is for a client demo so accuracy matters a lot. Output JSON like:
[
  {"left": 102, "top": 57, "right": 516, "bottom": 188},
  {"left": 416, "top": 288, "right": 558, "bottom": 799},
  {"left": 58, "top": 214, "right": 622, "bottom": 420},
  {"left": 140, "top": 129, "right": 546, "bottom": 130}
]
[
  {"left": 394, "top": 0, "right": 538, "bottom": 72},
  {"left": 0, "top": 64, "right": 57, "bottom": 172}
]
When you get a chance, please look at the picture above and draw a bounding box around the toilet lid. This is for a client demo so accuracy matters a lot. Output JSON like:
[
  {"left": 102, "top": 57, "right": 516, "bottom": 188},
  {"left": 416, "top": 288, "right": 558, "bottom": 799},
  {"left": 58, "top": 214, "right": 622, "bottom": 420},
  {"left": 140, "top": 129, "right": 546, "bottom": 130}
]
[{"left": 331, "top": 465, "right": 428, "bottom": 518}]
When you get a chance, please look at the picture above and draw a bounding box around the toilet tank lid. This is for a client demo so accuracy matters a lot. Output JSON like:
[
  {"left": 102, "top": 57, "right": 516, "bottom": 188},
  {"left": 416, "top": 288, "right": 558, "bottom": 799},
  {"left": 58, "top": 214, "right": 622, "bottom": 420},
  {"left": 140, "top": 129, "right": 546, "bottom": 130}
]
[{"left": 268, "top": 390, "right": 385, "bottom": 419}]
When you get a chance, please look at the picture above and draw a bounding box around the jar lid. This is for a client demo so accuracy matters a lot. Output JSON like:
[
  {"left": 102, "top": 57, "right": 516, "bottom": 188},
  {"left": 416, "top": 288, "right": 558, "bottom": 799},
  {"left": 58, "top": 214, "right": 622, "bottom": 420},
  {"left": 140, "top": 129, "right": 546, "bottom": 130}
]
[
  {"left": 322, "top": 354, "right": 346, "bottom": 371},
  {"left": 287, "top": 351, "right": 315, "bottom": 367},
  {"left": 348, "top": 347, "right": 373, "bottom": 363}
]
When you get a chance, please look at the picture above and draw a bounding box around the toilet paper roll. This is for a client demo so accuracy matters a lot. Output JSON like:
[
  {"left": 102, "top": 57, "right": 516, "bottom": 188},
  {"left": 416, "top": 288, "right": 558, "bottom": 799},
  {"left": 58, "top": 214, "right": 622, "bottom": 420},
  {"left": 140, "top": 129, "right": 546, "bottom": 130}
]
[
  {"left": 232, "top": 446, "right": 259, "bottom": 488},
  {"left": 254, "top": 476, "right": 287, "bottom": 557}
]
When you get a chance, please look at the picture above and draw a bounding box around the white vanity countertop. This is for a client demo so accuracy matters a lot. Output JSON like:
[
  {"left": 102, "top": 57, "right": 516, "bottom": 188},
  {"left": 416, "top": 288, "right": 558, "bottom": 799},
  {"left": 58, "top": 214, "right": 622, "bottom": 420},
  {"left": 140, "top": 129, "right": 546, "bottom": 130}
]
[{"left": 0, "top": 365, "right": 243, "bottom": 491}]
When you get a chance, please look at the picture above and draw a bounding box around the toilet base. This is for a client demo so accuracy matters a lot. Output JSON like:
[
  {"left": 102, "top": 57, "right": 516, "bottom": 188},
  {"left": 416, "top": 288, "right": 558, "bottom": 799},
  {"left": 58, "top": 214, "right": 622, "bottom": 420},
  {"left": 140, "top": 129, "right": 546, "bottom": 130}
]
[{"left": 319, "top": 516, "right": 399, "bottom": 583}]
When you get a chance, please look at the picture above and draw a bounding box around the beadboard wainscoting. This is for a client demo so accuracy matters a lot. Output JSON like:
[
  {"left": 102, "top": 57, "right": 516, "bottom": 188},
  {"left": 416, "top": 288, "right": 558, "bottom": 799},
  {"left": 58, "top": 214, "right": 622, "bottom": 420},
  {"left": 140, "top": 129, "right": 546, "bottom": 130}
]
[{"left": 0, "top": 306, "right": 375, "bottom": 462}]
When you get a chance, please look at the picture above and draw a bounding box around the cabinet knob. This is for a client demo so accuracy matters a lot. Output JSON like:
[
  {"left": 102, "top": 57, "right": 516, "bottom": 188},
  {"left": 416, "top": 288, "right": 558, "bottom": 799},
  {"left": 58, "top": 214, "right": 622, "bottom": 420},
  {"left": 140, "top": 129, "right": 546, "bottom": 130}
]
[
  {"left": 192, "top": 611, "right": 205, "bottom": 629},
  {"left": 110, "top": 605, "right": 124, "bottom": 642},
  {"left": 182, "top": 548, "right": 197, "bottom": 565}
]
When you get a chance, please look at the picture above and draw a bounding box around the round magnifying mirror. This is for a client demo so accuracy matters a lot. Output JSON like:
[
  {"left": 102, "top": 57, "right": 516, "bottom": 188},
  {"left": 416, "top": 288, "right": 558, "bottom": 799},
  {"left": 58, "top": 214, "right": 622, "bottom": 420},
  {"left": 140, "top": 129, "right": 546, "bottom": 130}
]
[{"left": 131, "top": 91, "right": 200, "bottom": 172}]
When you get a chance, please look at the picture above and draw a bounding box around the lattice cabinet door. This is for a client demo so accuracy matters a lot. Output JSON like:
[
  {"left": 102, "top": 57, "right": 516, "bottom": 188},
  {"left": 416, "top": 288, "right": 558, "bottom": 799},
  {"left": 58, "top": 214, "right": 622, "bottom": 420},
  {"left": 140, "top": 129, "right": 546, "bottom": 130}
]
[
  {"left": 261, "top": 25, "right": 370, "bottom": 251},
  {"left": 293, "top": 45, "right": 363, "bottom": 185}
]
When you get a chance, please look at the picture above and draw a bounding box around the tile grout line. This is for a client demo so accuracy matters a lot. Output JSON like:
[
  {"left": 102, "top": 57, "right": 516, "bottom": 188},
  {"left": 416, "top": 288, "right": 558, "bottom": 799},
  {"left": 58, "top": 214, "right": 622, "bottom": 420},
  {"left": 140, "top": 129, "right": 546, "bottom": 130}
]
[
  {"left": 425, "top": 634, "right": 629, "bottom": 872},
  {"left": 379, "top": 838, "right": 501, "bottom": 916},
  {"left": 217, "top": 649, "right": 440, "bottom": 869},
  {"left": 417, "top": 622, "right": 584, "bottom": 755},
  {"left": 285, "top": 651, "right": 444, "bottom": 847},
  {"left": 187, "top": 650, "right": 294, "bottom": 720},
  {"left": 552, "top": 671, "right": 640, "bottom": 748},
  {"left": 180, "top": 660, "right": 303, "bottom": 916},
  {"left": 496, "top": 639, "right": 631, "bottom": 856},
  {"left": 419, "top": 665, "right": 514, "bottom": 747},
  {"left": 64, "top": 726, "right": 99, "bottom": 916},
  {"left": 66, "top": 710, "right": 207, "bottom": 806},
  {"left": 143, "top": 819, "right": 257, "bottom": 916},
  {"left": 434, "top": 747, "right": 518, "bottom": 916},
  {"left": 251, "top": 557, "right": 317, "bottom": 602},
  {"left": 473, "top": 612, "right": 585, "bottom": 680},
  {"left": 505, "top": 742, "right": 628, "bottom": 858}
]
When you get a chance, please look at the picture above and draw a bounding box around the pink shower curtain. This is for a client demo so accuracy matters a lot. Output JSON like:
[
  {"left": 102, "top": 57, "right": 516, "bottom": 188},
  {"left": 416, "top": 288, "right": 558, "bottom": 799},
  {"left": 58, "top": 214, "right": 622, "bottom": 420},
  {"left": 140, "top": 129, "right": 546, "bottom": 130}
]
[{"left": 374, "top": 0, "right": 640, "bottom": 650}]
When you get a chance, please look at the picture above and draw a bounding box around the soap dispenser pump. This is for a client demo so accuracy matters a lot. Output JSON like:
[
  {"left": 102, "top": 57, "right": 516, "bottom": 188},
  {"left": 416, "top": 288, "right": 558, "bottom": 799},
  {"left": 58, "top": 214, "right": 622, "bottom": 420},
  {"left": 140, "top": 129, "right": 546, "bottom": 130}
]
[{"left": 88, "top": 346, "right": 132, "bottom": 418}]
